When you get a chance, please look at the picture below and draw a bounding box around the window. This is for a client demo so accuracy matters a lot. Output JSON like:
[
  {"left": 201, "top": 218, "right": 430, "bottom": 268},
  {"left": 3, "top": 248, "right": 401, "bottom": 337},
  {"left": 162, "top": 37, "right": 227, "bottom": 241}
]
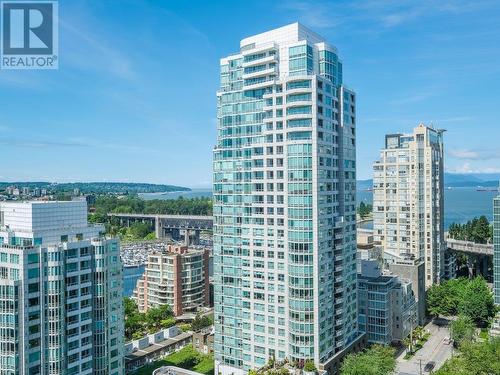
[
  {"left": 286, "top": 80, "right": 311, "bottom": 90},
  {"left": 286, "top": 106, "right": 311, "bottom": 115}
]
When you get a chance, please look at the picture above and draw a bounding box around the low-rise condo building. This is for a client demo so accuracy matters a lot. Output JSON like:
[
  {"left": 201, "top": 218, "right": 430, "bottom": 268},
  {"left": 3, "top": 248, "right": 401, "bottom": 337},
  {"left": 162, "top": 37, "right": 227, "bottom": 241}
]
[
  {"left": 358, "top": 260, "right": 417, "bottom": 344},
  {"left": 134, "top": 245, "right": 210, "bottom": 316}
]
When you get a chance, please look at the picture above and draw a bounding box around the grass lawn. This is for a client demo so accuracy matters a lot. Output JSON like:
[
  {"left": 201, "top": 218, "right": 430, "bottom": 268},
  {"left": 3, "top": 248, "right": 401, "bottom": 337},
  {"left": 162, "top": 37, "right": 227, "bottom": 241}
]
[
  {"left": 132, "top": 345, "right": 214, "bottom": 375},
  {"left": 479, "top": 328, "right": 489, "bottom": 340}
]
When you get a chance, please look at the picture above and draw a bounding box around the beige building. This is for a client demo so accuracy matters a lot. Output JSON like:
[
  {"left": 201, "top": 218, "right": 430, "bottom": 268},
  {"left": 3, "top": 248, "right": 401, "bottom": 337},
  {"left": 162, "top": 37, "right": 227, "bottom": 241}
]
[
  {"left": 192, "top": 327, "right": 214, "bottom": 355},
  {"left": 373, "top": 124, "right": 447, "bottom": 289},
  {"left": 134, "top": 245, "right": 210, "bottom": 316}
]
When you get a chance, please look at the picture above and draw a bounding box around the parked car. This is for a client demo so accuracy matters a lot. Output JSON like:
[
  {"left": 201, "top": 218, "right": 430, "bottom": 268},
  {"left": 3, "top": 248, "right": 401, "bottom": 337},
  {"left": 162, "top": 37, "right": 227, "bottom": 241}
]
[{"left": 424, "top": 361, "right": 436, "bottom": 372}]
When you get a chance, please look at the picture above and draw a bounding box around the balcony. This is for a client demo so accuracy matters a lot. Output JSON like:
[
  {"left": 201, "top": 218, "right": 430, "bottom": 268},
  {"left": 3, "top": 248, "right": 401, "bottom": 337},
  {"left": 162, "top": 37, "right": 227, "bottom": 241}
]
[
  {"left": 241, "top": 55, "right": 277, "bottom": 68},
  {"left": 242, "top": 66, "right": 278, "bottom": 80},
  {"left": 243, "top": 78, "right": 276, "bottom": 90}
]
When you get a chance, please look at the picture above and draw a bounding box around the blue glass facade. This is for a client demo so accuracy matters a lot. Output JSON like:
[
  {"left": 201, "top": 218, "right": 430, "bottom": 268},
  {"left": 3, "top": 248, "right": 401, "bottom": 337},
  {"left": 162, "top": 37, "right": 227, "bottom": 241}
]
[{"left": 214, "top": 23, "right": 359, "bottom": 374}]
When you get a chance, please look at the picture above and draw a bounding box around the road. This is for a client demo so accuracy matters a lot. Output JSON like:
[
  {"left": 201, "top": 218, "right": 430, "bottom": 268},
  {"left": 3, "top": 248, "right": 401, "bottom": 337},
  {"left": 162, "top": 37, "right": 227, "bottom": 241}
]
[{"left": 396, "top": 320, "right": 452, "bottom": 375}]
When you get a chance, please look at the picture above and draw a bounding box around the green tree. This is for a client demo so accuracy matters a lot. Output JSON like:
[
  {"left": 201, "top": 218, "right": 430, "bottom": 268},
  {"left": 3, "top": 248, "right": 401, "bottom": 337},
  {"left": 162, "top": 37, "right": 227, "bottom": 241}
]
[
  {"left": 458, "top": 277, "right": 495, "bottom": 327},
  {"left": 357, "top": 202, "right": 373, "bottom": 220},
  {"left": 128, "top": 222, "right": 153, "bottom": 239},
  {"left": 435, "top": 337, "right": 500, "bottom": 375},
  {"left": 126, "top": 313, "right": 144, "bottom": 341},
  {"left": 145, "top": 304, "right": 173, "bottom": 331},
  {"left": 450, "top": 315, "right": 475, "bottom": 347},
  {"left": 124, "top": 296, "right": 139, "bottom": 316},
  {"left": 191, "top": 313, "right": 213, "bottom": 332},
  {"left": 427, "top": 278, "right": 469, "bottom": 318},
  {"left": 124, "top": 297, "right": 145, "bottom": 341},
  {"left": 427, "top": 277, "right": 495, "bottom": 327},
  {"left": 303, "top": 359, "right": 317, "bottom": 372},
  {"left": 341, "top": 345, "right": 396, "bottom": 375},
  {"left": 448, "top": 216, "right": 493, "bottom": 243},
  {"left": 427, "top": 283, "right": 454, "bottom": 317}
]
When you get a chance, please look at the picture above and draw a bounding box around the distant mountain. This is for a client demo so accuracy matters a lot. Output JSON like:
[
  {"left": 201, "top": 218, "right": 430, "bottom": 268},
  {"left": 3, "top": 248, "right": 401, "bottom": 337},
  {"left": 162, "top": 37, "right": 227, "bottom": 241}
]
[
  {"left": 356, "top": 173, "right": 500, "bottom": 189},
  {"left": 0, "top": 182, "right": 190, "bottom": 194},
  {"left": 444, "top": 173, "right": 500, "bottom": 188}
]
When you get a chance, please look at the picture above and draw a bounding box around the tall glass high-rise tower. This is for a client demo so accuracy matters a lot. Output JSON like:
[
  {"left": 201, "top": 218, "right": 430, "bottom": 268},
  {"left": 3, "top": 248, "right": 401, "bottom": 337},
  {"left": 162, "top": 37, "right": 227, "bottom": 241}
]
[
  {"left": 213, "top": 23, "right": 362, "bottom": 375},
  {"left": 492, "top": 193, "right": 500, "bottom": 336},
  {"left": 0, "top": 200, "right": 124, "bottom": 375},
  {"left": 373, "top": 125, "right": 447, "bottom": 289}
]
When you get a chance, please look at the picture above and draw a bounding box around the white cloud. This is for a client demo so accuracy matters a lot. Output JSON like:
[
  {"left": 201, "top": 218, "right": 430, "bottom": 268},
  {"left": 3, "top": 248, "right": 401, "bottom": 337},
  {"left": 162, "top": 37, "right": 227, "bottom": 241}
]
[
  {"left": 448, "top": 149, "right": 480, "bottom": 159},
  {"left": 60, "top": 19, "right": 137, "bottom": 81},
  {"left": 448, "top": 148, "right": 500, "bottom": 160},
  {"left": 446, "top": 162, "right": 500, "bottom": 174},
  {"left": 0, "top": 136, "right": 158, "bottom": 154}
]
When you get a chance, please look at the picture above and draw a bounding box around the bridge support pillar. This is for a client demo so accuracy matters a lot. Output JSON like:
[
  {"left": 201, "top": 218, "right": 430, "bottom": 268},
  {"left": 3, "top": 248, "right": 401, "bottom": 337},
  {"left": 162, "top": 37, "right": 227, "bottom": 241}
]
[
  {"left": 155, "top": 217, "right": 161, "bottom": 239},
  {"left": 467, "top": 257, "right": 475, "bottom": 278},
  {"left": 482, "top": 256, "right": 489, "bottom": 278},
  {"left": 180, "top": 229, "right": 201, "bottom": 246}
]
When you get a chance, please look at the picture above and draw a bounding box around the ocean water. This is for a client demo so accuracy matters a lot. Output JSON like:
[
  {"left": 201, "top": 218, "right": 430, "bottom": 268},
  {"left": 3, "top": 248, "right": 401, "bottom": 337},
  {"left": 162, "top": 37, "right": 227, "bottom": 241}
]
[
  {"left": 357, "top": 187, "right": 497, "bottom": 229},
  {"left": 123, "top": 265, "right": 145, "bottom": 297},
  {"left": 139, "top": 188, "right": 212, "bottom": 200},
  {"left": 139, "top": 187, "right": 496, "bottom": 229}
]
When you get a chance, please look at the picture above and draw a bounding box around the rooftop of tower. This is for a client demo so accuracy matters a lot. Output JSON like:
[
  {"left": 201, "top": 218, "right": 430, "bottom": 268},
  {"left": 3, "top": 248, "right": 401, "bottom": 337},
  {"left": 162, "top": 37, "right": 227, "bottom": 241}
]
[
  {"left": 221, "top": 22, "right": 338, "bottom": 64},
  {"left": 240, "top": 22, "right": 330, "bottom": 48}
]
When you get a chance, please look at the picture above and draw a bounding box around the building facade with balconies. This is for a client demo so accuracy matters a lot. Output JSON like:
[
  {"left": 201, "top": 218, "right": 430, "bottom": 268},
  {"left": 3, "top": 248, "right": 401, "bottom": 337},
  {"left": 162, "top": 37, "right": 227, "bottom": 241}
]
[
  {"left": 213, "top": 23, "right": 362, "bottom": 375},
  {"left": 0, "top": 200, "right": 124, "bottom": 375},
  {"left": 373, "top": 125, "right": 448, "bottom": 289},
  {"left": 357, "top": 260, "right": 417, "bottom": 345},
  {"left": 133, "top": 245, "right": 210, "bottom": 316}
]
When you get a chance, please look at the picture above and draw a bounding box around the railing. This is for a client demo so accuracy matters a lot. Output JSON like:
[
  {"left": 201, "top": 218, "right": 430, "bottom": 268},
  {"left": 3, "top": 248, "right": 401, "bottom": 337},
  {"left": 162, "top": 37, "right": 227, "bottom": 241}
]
[{"left": 446, "top": 238, "right": 493, "bottom": 255}]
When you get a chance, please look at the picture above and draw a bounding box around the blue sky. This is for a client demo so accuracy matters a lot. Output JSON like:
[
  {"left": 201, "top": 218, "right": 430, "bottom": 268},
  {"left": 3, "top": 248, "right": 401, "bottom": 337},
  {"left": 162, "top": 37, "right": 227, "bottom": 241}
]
[{"left": 0, "top": 0, "right": 499, "bottom": 187}]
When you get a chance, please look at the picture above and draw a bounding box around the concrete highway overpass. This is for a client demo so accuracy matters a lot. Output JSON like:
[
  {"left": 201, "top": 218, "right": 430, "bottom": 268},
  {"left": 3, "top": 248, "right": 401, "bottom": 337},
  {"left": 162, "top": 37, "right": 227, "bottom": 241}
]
[
  {"left": 446, "top": 238, "right": 493, "bottom": 278},
  {"left": 108, "top": 213, "right": 213, "bottom": 244}
]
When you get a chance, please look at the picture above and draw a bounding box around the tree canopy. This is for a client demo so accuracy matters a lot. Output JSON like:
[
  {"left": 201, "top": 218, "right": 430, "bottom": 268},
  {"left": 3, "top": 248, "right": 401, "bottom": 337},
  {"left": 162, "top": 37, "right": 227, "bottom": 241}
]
[
  {"left": 427, "top": 278, "right": 468, "bottom": 317},
  {"left": 450, "top": 315, "right": 475, "bottom": 347},
  {"left": 357, "top": 202, "right": 373, "bottom": 220},
  {"left": 340, "top": 345, "right": 396, "bottom": 375},
  {"left": 91, "top": 195, "right": 212, "bottom": 217},
  {"left": 448, "top": 216, "right": 493, "bottom": 244},
  {"left": 191, "top": 313, "right": 213, "bottom": 332},
  {"left": 427, "top": 277, "right": 495, "bottom": 327},
  {"left": 435, "top": 337, "right": 500, "bottom": 375},
  {"left": 124, "top": 297, "right": 176, "bottom": 340},
  {"left": 458, "top": 277, "right": 496, "bottom": 327}
]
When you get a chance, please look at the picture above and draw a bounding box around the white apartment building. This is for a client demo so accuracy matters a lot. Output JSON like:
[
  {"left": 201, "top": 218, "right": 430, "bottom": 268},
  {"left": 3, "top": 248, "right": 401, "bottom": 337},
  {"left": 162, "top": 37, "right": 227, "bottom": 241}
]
[
  {"left": 213, "top": 23, "right": 363, "bottom": 375},
  {"left": 373, "top": 124, "right": 446, "bottom": 288},
  {"left": 0, "top": 200, "right": 124, "bottom": 375}
]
